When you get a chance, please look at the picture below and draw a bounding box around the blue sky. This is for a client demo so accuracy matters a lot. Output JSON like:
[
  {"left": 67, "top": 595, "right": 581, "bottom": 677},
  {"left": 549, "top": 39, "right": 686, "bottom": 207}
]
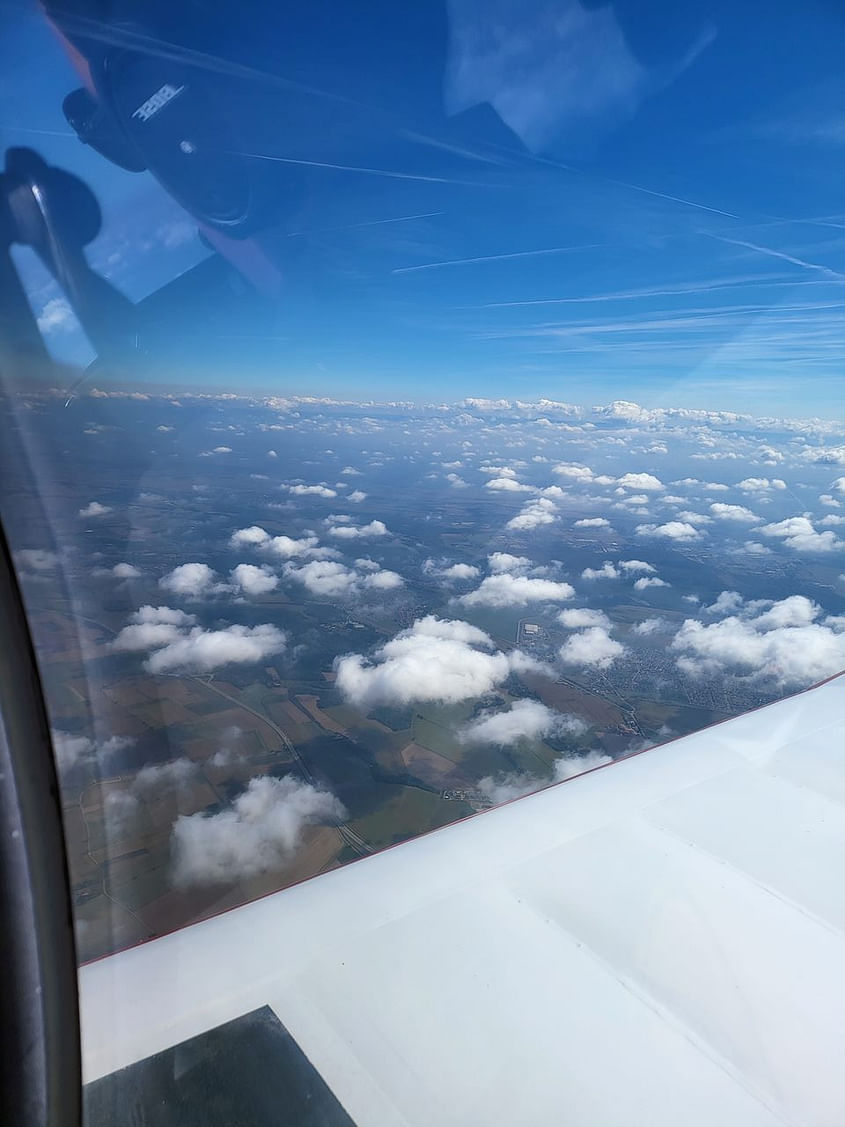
[{"left": 4, "top": 0, "right": 845, "bottom": 416}]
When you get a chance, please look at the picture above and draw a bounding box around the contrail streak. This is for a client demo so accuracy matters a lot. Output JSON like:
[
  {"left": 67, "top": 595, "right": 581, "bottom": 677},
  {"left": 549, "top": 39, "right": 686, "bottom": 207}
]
[
  {"left": 477, "top": 141, "right": 741, "bottom": 219},
  {"left": 476, "top": 273, "right": 799, "bottom": 308},
  {"left": 236, "top": 151, "right": 484, "bottom": 186},
  {"left": 394, "top": 244, "right": 604, "bottom": 274},
  {"left": 599, "top": 176, "right": 739, "bottom": 219},
  {"left": 285, "top": 211, "right": 443, "bottom": 238},
  {"left": 710, "top": 234, "right": 845, "bottom": 280},
  {"left": 0, "top": 126, "right": 76, "bottom": 138}
]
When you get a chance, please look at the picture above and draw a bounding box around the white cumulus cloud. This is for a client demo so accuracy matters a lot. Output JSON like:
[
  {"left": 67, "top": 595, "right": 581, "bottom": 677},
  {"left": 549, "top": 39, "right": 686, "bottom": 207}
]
[
  {"left": 486, "top": 476, "right": 535, "bottom": 492},
  {"left": 617, "top": 472, "right": 664, "bottom": 491},
  {"left": 672, "top": 594, "right": 845, "bottom": 688},
  {"left": 632, "top": 617, "right": 669, "bottom": 635},
  {"left": 230, "top": 563, "right": 279, "bottom": 596},
  {"left": 636, "top": 521, "right": 701, "bottom": 541},
  {"left": 488, "top": 552, "right": 531, "bottom": 572},
  {"left": 160, "top": 562, "right": 226, "bottom": 598},
  {"left": 553, "top": 463, "right": 594, "bottom": 481},
  {"left": 478, "top": 751, "right": 613, "bottom": 805},
  {"left": 287, "top": 484, "right": 337, "bottom": 498},
  {"left": 79, "top": 501, "right": 112, "bottom": 517},
  {"left": 461, "top": 699, "right": 586, "bottom": 745},
  {"left": 335, "top": 616, "right": 541, "bottom": 709},
  {"left": 506, "top": 497, "right": 558, "bottom": 530},
  {"left": 145, "top": 623, "right": 287, "bottom": 673},
  {"left": 460, "top": 573, "right": 575, "bottom": 608},
  {"left": 230, "top": 525, "right": 273, "bottom": 548},
  {"left": 581, "top": 561, "right": 618, "bottom": 580},
  {"left": 558, "top": 607, "right": 611, "bottom": 628},
  {"left": 424, "top": 560, "right": 480, "bottom": 581},
  {"left": 737, "top": 477, "right": 786, "bottom": 492},
  {"left": 618, "top": 559, "right": 655, "bottom": 574},
  {"left": 51, "top": 729, "right": 134, "bottom": 771},
  {"left": 172, "top": 775, "right": 346, "bottom": 887},
  {"left": 327, "top": 519, "right": 389, "bottom": 539},
  {"left": 710, "top": 502, "right": 760, "bottom": 523},
  {"left": 559, "top": 627, "right": 625, "bottom": 670},
  {"left": 284, "top": 558, "right": 402, "bottom": 598},
  {"left": 759, "top": 516, "right": 843, "bottom": 553}
]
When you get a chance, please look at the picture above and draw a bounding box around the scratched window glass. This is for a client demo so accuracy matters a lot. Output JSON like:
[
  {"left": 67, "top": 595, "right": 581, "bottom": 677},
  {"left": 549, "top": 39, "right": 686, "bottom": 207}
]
[{"left": 2, "top": 0, "right": 845, "bottom": 971}]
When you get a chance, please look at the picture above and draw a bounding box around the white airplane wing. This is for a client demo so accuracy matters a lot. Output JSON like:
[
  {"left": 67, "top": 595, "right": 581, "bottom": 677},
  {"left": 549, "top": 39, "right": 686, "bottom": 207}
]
[{"left": 80, "top": 673, "right": 845, "bottom": 1126}]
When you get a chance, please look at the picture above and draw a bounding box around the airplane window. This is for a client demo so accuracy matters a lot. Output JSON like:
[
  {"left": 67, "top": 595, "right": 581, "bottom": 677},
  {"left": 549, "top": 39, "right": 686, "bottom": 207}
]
[{"left": 2, "top": 1, "right": 845, "bottom": 1123}]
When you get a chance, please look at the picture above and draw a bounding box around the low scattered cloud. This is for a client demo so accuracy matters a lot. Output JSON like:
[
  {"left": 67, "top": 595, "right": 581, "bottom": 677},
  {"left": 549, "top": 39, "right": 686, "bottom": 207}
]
[
  {"left": 230, "top": 525, "right": 274, "bottom": 548},
  {"left": 461, "top": 699, "right": 586, "bottom": 745},
  {"left": 79, "top": 501, "right": 112, "bottom": 518},
  {"left": 617, "top": 472, "right": 664, "bottom": 492},
  {"left": 706, "top": 590, "right": 744, "bottom": 615},
  {"left": 93, "top": 561, "right": 143, "bottom": 579},
  {"left": 286, "top": 559, "right": 359, "bottom": 598},
  {"left": 574, "top": 517, "right": 611, "bottom": 529},
  {"left": 335, "top": 616, "right": 541, "bottom": 709},
  {"left": 559, "top": 626, "right": 625, "bottom": 670},
  {"left": 114, "top": 604, "right": 285, "bottom": 673},
  {"left": 348, "top": 490, "right": 367, "bottom": 503},
  {"left": 459, "top": 573, "right": 574, "bottom": 608},
  {"left": 553, "top": 463, "right": 594, "bottom": 482},
  {"left": 636, "top": 521, "right": 701, "bottom": 541},
  {"left": 267, "top": 534, "right": 323, "bottom": 558},
  {"left": 488, "top": 552, "right": 531, "bottom": 573},
  {"left": 759, "top": 516, "right": 843, "bottom": 553},
  {"left": 287, "top": 484, "right": 338, "bottom": 498},
  {"left": 172, "top": 775, "right": 346, "bottom": 887},
  {"left": 423, "top": 559, "right": 480, "bottom": 581},
  {"left": 51, "top": 729, "right": 134, "bottom": 771},
  {"left": 112, "top": 605, "right": 197, "bottom": 652},
  {"left": 506, "top": 497, "right": 558, "bottom": 530},
  {"left": 230, "top": 563, "right": 279, "bottom": 596},
  {"left": 478, "top": 751, "right": 613, "bottom": 805},
  {"left": 803, "top": 447, "right": 845, "bottom": 466},
  {"left": 558, "top": 607, "right": 611, "bottom": 628},
  {"left": 112, "top": 562, "right": 142, "bottom": 578},
  {"left": 160, "top": 562, "right": 228, "bottom": 598},
  {"left": 284, "top": 558, "right": 403, "bottom": 598},
  {"left": 581, "top": 561, "right": 618, "bottom": 580},
  {"left": 326, "top": 519, "right": 389, "bottom": 539},
  {"left": 634, "top": 576, "right": 669, "bottom": 590},
  {"left": 135, "top": 757, "right": 197, "bottom": 792},
  {"left": 737, "top": 477, "right": 786, "bottom": 492},
  {"left": 618, "top": 559, "right": 655, "bottom": 574},
  {"left": 632, "top": 617, "right": 669, "bottom": 635},
  {"left": 486, "top": 476, "right": 534, "bottom": 492},
  {"left": 673, "top": 593, "right": 845, "bottom": 687},
  {"left": 710, "top": 502, "right": 760, "bottom": 523}
]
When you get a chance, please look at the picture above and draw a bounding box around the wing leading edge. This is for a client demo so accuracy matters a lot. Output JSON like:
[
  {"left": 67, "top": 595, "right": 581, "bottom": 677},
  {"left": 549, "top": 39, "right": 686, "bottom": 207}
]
[{"left": 80, "top": 674, "right": 845, "bottom": 1126}]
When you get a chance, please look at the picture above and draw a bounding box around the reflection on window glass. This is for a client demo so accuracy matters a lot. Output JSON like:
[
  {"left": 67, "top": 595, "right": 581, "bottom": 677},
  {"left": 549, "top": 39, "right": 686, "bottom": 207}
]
[{"left": 2, "top": 0, "right": 845, "bottom": 984}]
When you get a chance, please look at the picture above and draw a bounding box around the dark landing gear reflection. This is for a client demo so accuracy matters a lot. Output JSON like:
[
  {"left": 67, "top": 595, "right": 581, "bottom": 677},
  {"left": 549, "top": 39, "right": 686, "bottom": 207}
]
[{"left": 83, "top": 1006, "right": 357, "bottom": 1126}]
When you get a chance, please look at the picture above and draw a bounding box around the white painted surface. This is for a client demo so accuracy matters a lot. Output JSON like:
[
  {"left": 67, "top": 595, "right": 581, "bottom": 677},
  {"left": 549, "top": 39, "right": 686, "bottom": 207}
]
[{"left": 80, "top": 674, "right": 845, "bottom": 1125}]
